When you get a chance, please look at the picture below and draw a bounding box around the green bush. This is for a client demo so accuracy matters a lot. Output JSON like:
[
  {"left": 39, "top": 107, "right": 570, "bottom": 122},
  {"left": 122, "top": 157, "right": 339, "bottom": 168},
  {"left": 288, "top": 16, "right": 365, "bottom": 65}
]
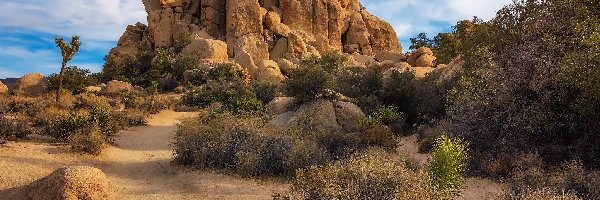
[
  {"left": 427, "top": 135, "right": 469, "bottom": 198},
  {"left": 284, "top": 52, "right": 345, "bottom": 102},
  {"left": 252, "top": 81, "right": 282, "bottom": 104},
  {"left": 51, "top": 112, "right": 88, "bottom": 141},
  {"left": 292, "top": 149, "right": 440, "bottom": 200},
  {"left": 48, "top": 66, "right": 96, "bottom": 94}
]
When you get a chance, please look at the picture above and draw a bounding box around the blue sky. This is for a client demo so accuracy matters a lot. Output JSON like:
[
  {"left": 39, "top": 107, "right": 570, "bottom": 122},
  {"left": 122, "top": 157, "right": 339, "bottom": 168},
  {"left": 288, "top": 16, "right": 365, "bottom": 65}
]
[{"left": 0, "top": 0, "right": 511, "bottom": 79}]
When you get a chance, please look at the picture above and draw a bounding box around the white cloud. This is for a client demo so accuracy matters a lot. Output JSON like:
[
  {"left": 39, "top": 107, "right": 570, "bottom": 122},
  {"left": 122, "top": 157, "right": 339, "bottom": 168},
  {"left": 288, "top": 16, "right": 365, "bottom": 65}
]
[
  {"left": 362, "top": 0, "right": 512, "bottom": 50},
  {"left": 0, "top": 0, "right": 146, "bottom": 42}
]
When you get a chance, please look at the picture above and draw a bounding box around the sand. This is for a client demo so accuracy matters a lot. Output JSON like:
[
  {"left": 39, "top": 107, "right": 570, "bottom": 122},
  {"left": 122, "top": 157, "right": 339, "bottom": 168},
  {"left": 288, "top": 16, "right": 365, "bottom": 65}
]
[{"left": 0, "top": 110, "right": 288, "bottom": 199}]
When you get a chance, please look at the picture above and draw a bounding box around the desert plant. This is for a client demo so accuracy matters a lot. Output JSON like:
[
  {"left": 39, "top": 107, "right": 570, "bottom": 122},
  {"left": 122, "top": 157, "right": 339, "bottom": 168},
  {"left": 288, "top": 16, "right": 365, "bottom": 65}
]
[
  {"left": 55, "top": 35, "right": 81, "bottom": 102},
  {"left": 69, "top": 125, "right": 106, "bottom": 154},
  {"left": 51, "top": 112, "right": 88, "bottom": 141},
  {"left": 48, "top": 66, "right": 96, "bottom": 94},
  {"left": 427, "top": 135, "right": 469, "bottom": 198},
  {"left": 284, "top": 52, "right": 345, "bottom": 102},
  {"left": 292, "top": 148, "right": 440, "bottom": 200}
]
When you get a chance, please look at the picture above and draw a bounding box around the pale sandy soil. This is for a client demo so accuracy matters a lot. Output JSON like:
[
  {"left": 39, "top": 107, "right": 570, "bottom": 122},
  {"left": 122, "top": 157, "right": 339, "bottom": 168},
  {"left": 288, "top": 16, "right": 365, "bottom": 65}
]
[
  {"left": 0, "top": 110, "right": 288, "bottom": 199},
  {"left": 400, "top": 135, "right": 505, "bottom": 200}
]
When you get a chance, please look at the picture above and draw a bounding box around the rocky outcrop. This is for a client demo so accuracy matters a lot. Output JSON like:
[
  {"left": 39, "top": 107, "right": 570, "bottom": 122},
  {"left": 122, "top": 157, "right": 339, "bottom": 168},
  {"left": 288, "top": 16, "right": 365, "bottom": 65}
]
[
  {"left": 0, "top": 81, "right": 8, "bottom": 94},
  {"left": 110, "top": 0, "right": 402, "bottom": 83},
  {"left": 12, "top": 166, "right": 114, "bottom": 200},
  {"left": 270, "top": 98, "right": 365, "bottom": 131},
  {"left": 14, "top": 73, "right": 47, "bottom": 96},
  {"left": 408, "top": 47, "right": 436, "bottom": 68},
  {"left": 102, "top": 80, "right": 134, "bottom": 95}
]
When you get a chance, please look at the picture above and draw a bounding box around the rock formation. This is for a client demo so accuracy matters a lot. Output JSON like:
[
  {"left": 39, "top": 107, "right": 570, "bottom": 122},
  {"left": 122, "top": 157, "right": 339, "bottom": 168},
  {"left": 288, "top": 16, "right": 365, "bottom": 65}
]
[
  {"left": 4, "top": 166, "right": 115, "bottom": 200},
  {"left": 0, "top": 81, "right": 8, "bottom": 94},
  {"left": 110, "top": 0, "right": 403, "bottom": 82},
  {"left": 14, "top": 73, "right": 48, "bottom": 96}
]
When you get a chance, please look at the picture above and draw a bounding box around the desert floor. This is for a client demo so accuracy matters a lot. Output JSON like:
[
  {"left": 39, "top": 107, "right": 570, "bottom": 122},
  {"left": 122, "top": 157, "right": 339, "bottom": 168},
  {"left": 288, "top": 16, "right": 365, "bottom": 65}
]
[{"left": 0, "top": 110, "right": 502, "bottom": 199}]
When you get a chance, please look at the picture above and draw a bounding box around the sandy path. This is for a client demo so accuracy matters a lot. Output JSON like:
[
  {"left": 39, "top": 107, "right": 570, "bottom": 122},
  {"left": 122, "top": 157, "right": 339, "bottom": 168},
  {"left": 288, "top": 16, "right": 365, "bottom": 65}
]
[
  {"left": 400, "top": 135, "right": 505, "bottom": 200},
  {"left": 0, "top": 110, "right": 288, "bottom": 199}
]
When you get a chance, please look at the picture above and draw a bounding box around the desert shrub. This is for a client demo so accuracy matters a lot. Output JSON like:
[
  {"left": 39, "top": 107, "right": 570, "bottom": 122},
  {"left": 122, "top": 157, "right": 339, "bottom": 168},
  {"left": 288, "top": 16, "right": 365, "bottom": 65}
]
[
  {"left": 0, "top": 116, "right": 31, "bottom": 140},
  {"left": 443, "top": 0, "right": 600, "bottom": 174},
  {"left": 181, "top": 83, "right": 263, "bottom": 114},
  {"left": 180, "top": 63, "right": 262, "bottom": 114},
  {"left": 501, "top": 188, "right": 581, "bottom": 200},
  {"left": 173, "top": 114, "right": 330, "bottom": 178},
  {"left": 505, "top": 154, "right": 600, "bottom": 200},
  {"left": 111, "top": 109, "right": 148, "bottom": 127},
  {"left": 335, "top": 67, "right": 384, "bottom": 113},
  {"left": 122, "top": 92, "right": 174, "bottom": 114},
  {"left": 427, "top": 135, "right": 469, "bottom": 198},
  {"left": 284, "top": 53, "right": 345, "bottom": 101},
  {"left": 291, "top": 148, "right": 441, "bottom": 200},
  {"left": 253, "top": 81, "right": 282, "bottom": 104},
  {"left": 48, "top": 66, "right": 96, "bottom": 94},
  {"left": 416, "top": 120, "right": 448, "bottom": 153},
  {"left": 74, "top": 93, "right": 111, "bottom": 109},
  {"left": 89, "top": 107, "right": 119, "bottom": 137},
  {"left": 357, "top": 124, "right": 399, "bottom": 150},
  {"left": 50, "top": 112, "right": 88, "bottom": 141},
  {"left": 69, "top": 125, "right": 106, "bottom": 154}
]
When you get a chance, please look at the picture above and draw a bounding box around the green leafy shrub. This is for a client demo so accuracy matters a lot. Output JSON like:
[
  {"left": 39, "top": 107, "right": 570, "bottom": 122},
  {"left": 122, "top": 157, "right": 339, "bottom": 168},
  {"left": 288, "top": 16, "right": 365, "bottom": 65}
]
[
  {"left": 284, "top": 52, "right": 345, "bottom": 102},
  {"left": 48, "top": 66, "right": 96, "bottom": 94},
  {"left": 180, "top": 64, "right": 263, "bottom": 114},
  {"left": 292, "top": 148, "right": 440, "bottom": 200},
  {"left": 252, "top": 81, "right": 282, "bottom": 104},
  {"left": 427, "top": 135, "right": 469, "bottom": 198},
  {"left": 51, "top": 112, "right": 88, "bottom": 141}
]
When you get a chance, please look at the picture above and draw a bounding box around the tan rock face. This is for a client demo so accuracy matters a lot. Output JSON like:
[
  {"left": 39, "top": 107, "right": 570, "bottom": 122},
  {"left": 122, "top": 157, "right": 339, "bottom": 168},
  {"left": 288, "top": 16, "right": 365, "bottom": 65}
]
[
  {"left": 14, "top": 73, "right": 47, "bottom": 96},
  {"left": 111, "top": 0, "right": 402, "bottom": 82},
  {"left": 180, "top": 38, "right": 228, "bottom": 64},
  {"left": 103, "top": 80, "right": 134, "bottom": 95},
  {"left": 0, "top": 81, "right": 8, "bottom": 94},
  {"left": 22, "top": 166, "right": 114, "bottom": 200}
]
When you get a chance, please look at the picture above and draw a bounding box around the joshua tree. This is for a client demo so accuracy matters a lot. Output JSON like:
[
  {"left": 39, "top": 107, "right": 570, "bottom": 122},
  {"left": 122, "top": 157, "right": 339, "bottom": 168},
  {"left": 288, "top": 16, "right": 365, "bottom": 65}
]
[{"left": 55, "top": 35, "right": 81, "bottom": 102}]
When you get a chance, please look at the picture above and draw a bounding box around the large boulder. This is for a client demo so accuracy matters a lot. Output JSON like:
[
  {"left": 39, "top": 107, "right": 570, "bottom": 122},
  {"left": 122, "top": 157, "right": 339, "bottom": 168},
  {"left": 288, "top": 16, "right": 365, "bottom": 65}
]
[
  {"left": 270, "top": 98, "right": 365, "bottom": 132},
  {"left": 226, "top": 0, "right": 263, "bottom": 57},
  {"left": 15, "top": 166, "right": 114, "bottom": 200},
  {"left": 14, "top": 73, "right": 47, "bottom": 96},
  {"left": 266, "top": 97, "right": 298, "bottom": 115},
  {"left": 415, "top": 54, "right": 437, "bottom": 68},
  {"left": 180, "top": 38, "right": 228, "bottom": 64},
  {"left": 103, "top": 80, "right": 133, "bottom": 95},
  {"left": 0, "top": 81, "right": 8, "bottom": 94},
  {"left": 334, "top": 101, "right": 366, "bottom": 131},
  {"left": 286, "top": 99, "right": 340, "bottom": 131}
]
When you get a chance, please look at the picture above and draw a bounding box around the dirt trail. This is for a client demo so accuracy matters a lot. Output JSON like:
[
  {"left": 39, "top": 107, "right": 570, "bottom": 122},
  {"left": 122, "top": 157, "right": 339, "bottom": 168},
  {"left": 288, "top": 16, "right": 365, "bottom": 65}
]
[
  {"left": 0, "top": 110, "right": 288, "bottom": 199},
  {"left": 400, "top": 135, "right": 505, "bottom": 200}
]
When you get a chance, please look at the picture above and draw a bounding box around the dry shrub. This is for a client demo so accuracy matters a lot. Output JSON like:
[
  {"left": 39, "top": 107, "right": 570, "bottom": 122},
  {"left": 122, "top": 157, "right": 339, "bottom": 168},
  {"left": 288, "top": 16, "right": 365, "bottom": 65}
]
[
  {"left": 74, "top": 93, "right": 111, "bottom": 109},
  {"left": 0, "top": 115, "right": 32, "bottom": 140},
  {"left": 291, "top": 148, "right": 441, "bottom": 200},
  {"left": 505, "top": 154, "right": 600, "bottom": 199},
  {"left": 500, "top": 188, "right": 581, "bottom": 200},
  {"left": 112, "top": 109, "right": 148, "bottom": 127},
  {"left": 173, "top": 113, "right": 330, "bottom": 178},
  {"left": 69, "top": 125, "right": 107, "bottom": 154}
]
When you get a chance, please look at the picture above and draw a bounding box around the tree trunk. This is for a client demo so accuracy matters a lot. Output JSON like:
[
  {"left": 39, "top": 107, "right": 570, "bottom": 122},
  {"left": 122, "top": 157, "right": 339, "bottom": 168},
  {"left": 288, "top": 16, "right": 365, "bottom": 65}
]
[{"left": 56, "top": 61, "right": 66, "bottom": 102}]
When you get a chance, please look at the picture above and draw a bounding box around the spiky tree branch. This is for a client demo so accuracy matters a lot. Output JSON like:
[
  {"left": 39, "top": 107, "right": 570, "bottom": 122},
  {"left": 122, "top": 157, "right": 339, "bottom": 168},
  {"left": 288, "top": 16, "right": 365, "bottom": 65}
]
[{"left": 55, "top": 35, "right": 81, "bottom": 102}]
